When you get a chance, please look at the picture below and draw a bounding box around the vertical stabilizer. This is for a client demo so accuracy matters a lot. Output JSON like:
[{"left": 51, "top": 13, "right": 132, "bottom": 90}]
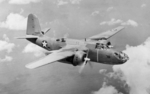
[{"left": 27, "top": 14, "right": 42, "bottom": 36}]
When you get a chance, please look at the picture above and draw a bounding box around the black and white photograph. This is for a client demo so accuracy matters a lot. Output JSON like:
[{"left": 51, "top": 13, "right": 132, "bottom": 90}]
[{"left": 0, "top": 0, "right": 149, "bottom": 94}]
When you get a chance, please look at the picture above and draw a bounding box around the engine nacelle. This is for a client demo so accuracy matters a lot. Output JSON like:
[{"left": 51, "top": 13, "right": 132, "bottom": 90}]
[
  {"left": 96, "top": 40, "right": 112, "bottom": 49},
  {"left": 68, "top": 51, "right": 86, "bottom": 66},
  {"left": 99, "top": 40, "right": 111, "bottom": 45}
]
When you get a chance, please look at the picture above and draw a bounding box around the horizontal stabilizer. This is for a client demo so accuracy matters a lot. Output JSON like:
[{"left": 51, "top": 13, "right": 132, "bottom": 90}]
[{"left": 15, "top": 35, "right": 39, "bottom": 39}]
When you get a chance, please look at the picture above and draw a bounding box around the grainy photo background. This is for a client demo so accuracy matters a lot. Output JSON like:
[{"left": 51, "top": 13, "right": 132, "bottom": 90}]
[{"left": 0, "top": 0, "right": 150, "bottom": 94}]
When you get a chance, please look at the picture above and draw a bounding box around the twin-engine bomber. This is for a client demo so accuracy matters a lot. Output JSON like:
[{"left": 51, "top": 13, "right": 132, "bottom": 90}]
[{"left": 17, "top": 14, "right": 129, "bottom": 73}]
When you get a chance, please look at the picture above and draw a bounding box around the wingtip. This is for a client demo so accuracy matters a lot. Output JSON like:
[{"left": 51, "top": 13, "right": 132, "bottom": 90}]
[
  {"left": 14, "top": 37, "right": 19, "bottom": 39},
  {"left": 15, "top": 37, "right": 24, "bottom": 39},
  {"left": 115, "top": 25, "right": 125, "bottom": 31},
  {"left": 25, "top": 64, "right": 35, "bottom": 69}
]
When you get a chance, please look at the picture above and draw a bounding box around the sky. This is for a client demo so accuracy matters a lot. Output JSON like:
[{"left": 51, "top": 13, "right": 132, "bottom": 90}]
[{"left": 0, "top": 0, "right": 150, "bottom": 94}]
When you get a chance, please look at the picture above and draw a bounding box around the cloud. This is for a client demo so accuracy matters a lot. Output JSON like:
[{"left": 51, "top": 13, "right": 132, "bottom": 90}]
[
  {"left": 0, "top": 55, "right": 13, "bottom": 62},
  {"left": 95, "top": 36, "right": 150, "bottom": 94},
  {"left": 107, "top": 7, "right": 114, "bottom": 11},
  {"left": 0, "top": 13, "right": 27, "bottom": 30},
  {"left": 99, "top": 69, "right": 107, "bottom": 74},
  {"left": 99, "top": 36, "right": 150, "bottom": 94},
  {"left": 91, "top": 11, "right": 99, "bottom": 16},
  {"left": 93, "top": 82, "right": 123, "bottom": 94},
  {"left": 23, "top": 43, "right": 46, "bottom": 57},
  {"left": 0, "top": 34, "right": 15, "bottom": 53},
  {"left": 100, "top": 18, "right": 122, "bottom": 25},
  {"left": 0, "top": 0, "right": 4, "bottom": 3},
  {"left": 100, "top": 18, "right": 138, "bottom": 27},
  {"left": 57, "top": 0, "right": 68, "bottom": 6},
  {"left": 121, "top": 20, "right": 138, "bottom": 27},
  {"left": 113, "top": 37, "right": 150, "bottom": 94},
  {"left": 0, "top": 34, "right": 14, "bottom": 62},
  {"left": 70, "top": 0, "right": 81, "bottom": 4},
  {"left": 141, "top": 4, "right": 146, "bottom": 8},
  {"left": 9, "top": 0, "right": 41, "bottom": 4}
]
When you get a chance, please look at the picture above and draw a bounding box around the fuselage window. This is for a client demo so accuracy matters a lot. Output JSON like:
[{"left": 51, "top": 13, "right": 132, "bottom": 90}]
[
  {"left": 95, "top": 43, "right": 107, "bottom": 50},
  {"left": 61, "top": 38, "right": 66, "bottom": 42},
  {"left": 106, "top": 55, "right": 111, "bottom": 58},
  {"left": 56, "top": 39, "right": 60, "bottom": 41}
]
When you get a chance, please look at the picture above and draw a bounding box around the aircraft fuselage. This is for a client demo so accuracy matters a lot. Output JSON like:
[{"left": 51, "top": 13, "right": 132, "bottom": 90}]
[{"left": 27, "top": 37, "right": 128, "bottom": 65}]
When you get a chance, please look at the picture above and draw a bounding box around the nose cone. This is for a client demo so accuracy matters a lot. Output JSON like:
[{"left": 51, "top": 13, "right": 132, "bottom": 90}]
[
  {"left": 114, "top": 51, "right": 129, "bottom": 64},
  {"left": 122, "top": 53, "right": 129, "bottom": 63}
]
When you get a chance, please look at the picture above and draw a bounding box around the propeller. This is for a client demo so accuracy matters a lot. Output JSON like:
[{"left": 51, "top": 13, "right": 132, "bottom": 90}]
[
  {"left": 88, "top": 61, "right": 93, "bottom": 68},
  {"left": 79, "top": 57, "right": 90, "bottom": 73},
  {"left": 79, "top": 49, "right": 91, "bottom": 73}
]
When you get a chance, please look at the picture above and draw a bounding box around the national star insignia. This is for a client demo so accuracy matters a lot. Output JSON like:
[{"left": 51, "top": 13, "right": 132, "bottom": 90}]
[{"left": 42, "top": 40, "right": 48, "bottom": 47}]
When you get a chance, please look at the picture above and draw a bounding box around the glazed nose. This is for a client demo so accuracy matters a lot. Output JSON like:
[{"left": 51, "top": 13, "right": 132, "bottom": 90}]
[{"left": 122, "top": 53, "right": 129, "bottom": 63}]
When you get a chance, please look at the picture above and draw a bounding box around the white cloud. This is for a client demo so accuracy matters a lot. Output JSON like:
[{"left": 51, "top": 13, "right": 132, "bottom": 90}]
[
  {"left": 93, "top": 82, "right": 123, "bottom": 94},
  {"left": 107, "top": 7, "right": 114, "bottom": 11},
  {"left": 121, "top": 20, "right": 138, "bottom": 27},
  {"left": 70, "top": 0, "right": 81, "bottom": 4},
  {"left": 100, "top": 18, "right": 138, "bottom": 27},
  {"left": 0, "top": 34, "right": 14, "bottom": 62},
  {"left": 0, "top": 0, "right": 4, "bottom": 3},
  {"left": 0, "top": 34, "right": 15, "bottom": 53},
  {"left": 0, "top": 13, "right": 27, "bottom": 30},
  {"left": 57, "top": 0, "right": 68, "bottom": 6},
  {"left": 3, "top": 34, "right": 9, "bottom": 42},
  {"left": 112, "top": 37, "right": 150, "bottom": 94},
  {"left": 91, "top": 11, "right": 99, "bottom": 16},
  {"left": 0, "top": 55, "right": 13, "bottom": 62},
  {"left": 95, "top": 37, "right": 150, "bottom": 94},
  {"left": 9, "top": 0, "right": 41, "bottom": 4},
  {"left": 100, "top": 18, "right": 122, "bottom": 25},
  {"left": 99, "top": 69, "right": 107, "bottom": 74},
  {"left": 23, "top": 43, "right": 46, "bottom": 57},
  {"left": 141, "top": 4, "right": 146, "bottom": 8}
]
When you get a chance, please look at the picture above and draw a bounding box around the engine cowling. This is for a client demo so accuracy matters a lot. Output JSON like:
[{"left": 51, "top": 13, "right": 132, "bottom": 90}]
[
  {"left": 72, "top": 51, "right": 86, "bottom": 66},
  {"left": 96, "top": 40, "right": 112, "bottom": 49},
  {"left": 99, "top": 40, "right": 111, "bottom": 45}
]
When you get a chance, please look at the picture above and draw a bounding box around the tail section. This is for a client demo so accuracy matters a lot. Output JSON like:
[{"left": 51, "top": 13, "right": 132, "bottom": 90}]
[
  {"left": 16, "top": 14, "right": 43, "bottom": 40},
  {"left": 27, "top": 14, "right": 42, "bottom": 36},
  {"left": 16, "top": 14, "right": 42, "bottom": 43},
  {"left": 16, "top": 13, "right": 51, "bottom": 42}
]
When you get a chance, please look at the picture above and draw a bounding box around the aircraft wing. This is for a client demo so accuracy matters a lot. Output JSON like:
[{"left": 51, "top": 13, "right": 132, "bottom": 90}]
[
  {"left": 26, "top": 50, "right": 74, "bottom": 69},
  {"left": 89, "top": 26, "right": 125, "bottom": 40}
]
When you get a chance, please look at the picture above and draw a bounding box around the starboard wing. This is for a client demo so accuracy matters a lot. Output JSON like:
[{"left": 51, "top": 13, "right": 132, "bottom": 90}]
[{"left": 89, "top": 26, "right": 125, "bottom": 40}]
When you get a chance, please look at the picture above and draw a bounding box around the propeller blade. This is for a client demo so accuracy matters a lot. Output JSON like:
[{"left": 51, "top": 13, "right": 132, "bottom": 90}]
[
  {"left": 79, "top": 61, "right": 87, "bottom": 73},
  {"left": 79, "top": 49, "right": 90, "bottom": 73},
  {"left": 79, "top": 57, "right": 90, "bottom": 73},
  {"left": 88, "top": 61, "right": 93, "bottom": 68}
]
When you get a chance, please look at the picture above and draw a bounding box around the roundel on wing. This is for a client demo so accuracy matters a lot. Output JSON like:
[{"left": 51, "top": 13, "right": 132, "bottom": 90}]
[{"left": 42, "top": 40, "right": 48, "bottom": 48}]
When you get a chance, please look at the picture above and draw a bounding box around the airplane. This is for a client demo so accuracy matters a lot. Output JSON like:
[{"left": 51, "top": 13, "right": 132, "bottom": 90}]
[{"left": 17, "top": 14, "right": 129, "bottom": 73}]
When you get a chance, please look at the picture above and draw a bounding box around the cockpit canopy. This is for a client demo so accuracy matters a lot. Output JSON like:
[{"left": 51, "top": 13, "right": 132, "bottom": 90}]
[{"left": 56, "top": 38, "right": 66, "bottom": 42}]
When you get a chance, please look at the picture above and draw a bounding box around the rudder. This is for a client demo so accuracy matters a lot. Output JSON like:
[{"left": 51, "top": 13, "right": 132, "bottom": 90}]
[{"left": 27, "top": 14, "right": 42, "bottom": 36}]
